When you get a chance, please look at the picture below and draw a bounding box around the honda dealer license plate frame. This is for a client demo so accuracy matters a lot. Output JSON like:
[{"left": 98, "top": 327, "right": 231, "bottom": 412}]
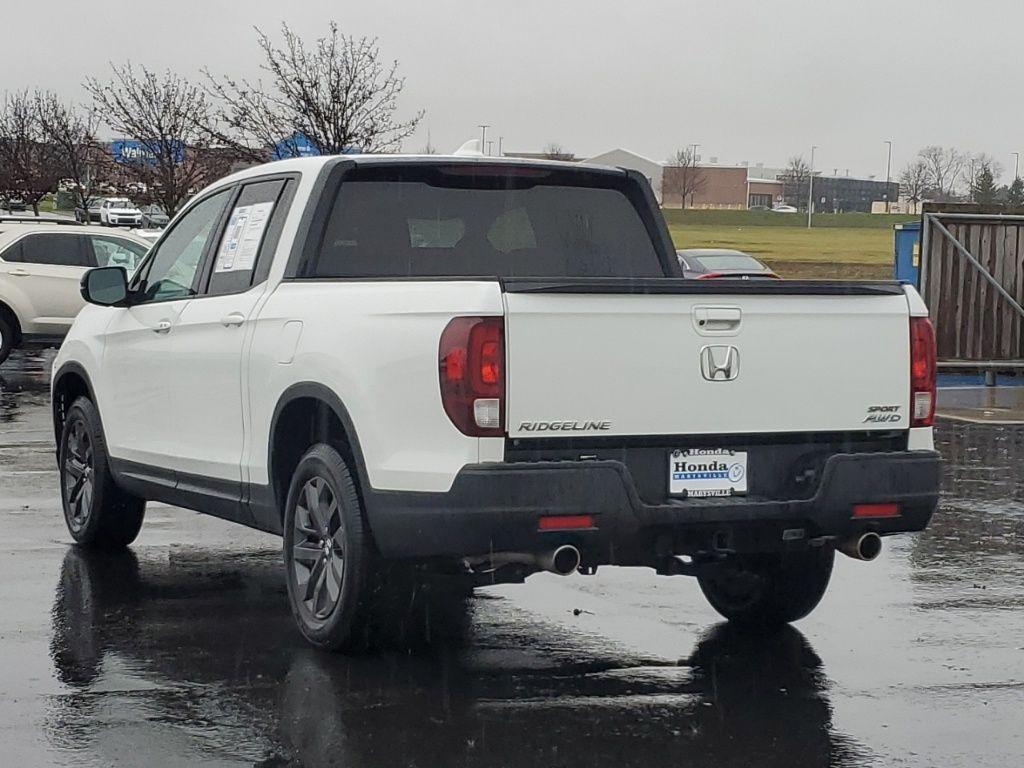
[{"left": 668, "top": 449, "right": 748, "bottom": 498}]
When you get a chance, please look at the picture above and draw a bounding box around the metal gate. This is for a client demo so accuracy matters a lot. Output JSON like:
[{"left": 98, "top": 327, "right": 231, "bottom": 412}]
[{"left": 920, "top": 212, "right": 1024, "bottom": 363}]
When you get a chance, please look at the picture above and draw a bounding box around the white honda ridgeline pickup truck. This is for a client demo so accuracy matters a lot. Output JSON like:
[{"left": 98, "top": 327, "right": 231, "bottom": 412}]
[{"left": 51, "top": 155, "right": 941, "bottom": 651}]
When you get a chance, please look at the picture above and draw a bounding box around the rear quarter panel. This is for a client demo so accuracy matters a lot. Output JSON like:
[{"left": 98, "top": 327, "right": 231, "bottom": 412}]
[{"left": 246, "top": 280, "right": 505, "bottom": 492}]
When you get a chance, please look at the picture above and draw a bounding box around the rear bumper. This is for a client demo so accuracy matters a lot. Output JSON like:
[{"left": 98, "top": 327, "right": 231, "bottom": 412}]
[{"left": 366, "top": 450, "right": 941, "bottom": 561}]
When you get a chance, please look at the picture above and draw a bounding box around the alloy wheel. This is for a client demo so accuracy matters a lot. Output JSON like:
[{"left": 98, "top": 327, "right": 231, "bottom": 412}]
[
  {"left": 63, "top": 419, "right": 94, "bottom": 532},
  {"left": 291, "top": 477, "right": 346, "bottom": 620}
]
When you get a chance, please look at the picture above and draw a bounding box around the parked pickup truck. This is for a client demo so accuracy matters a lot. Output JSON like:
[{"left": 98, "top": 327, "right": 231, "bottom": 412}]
[{"left": 51, "top": 156, "right": 941, "bottom": 651}]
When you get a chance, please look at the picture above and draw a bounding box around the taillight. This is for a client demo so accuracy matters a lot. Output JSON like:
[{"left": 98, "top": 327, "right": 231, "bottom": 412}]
[
  {"left": 853, "top": 502, "right": 900, "bottom": 518},
  {"left": 439, "top": 316, "right": 505, "bottom": 436},
  {"left": 538, "top": 515, "right": 596, "bottom": 531},
  {"left": 910, "top": 317, "right": 936, "bottom": 427}
]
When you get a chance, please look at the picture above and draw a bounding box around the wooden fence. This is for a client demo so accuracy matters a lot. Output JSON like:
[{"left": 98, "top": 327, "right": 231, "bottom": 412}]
[{"left": 919, "top": 211, "right": 1024, "bottom": 362}]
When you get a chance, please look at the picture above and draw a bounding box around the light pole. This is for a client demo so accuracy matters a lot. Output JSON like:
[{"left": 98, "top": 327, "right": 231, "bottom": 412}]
[
  {"left": 498, "top": 136, "right": 504, "bottom": 157},
  {"left": 486, "top": 140, "right": 493, "bottom": 156},
  {"left": 1013, "top": 151, "right": 1020, "bottom": 180},
  {"left": 807, "top": 145, "right": 817, "bottom": 229},
  {"left": 884, "top": 140, "right": 893, "bottom": 213},
  {"left": 478, "top": 124, "right": 490, "bottom": 154}
]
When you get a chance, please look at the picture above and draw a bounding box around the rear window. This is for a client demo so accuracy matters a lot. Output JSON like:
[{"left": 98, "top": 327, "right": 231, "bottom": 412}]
[
  {"left": 309, "top": 166, "right": 665, "bottom": 278},
  {"left": 693, "top": 253, "right": 765, "bottom": 271}
]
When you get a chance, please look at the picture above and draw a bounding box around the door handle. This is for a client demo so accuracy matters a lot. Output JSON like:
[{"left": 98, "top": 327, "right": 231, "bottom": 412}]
[
  {"left": 153, "top": 320, "right": 172, "bottom": 334},
  {"left": 220, "top": 312, "right": 246, "bottom": 328},
  {"left": 7, "top": 269, "right": 30, "bottom": 277}
]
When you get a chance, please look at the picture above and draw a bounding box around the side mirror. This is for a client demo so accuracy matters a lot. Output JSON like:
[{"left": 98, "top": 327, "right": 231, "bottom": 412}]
[{"left": 81, "top": 266, "right": 129, "bottom": 307}]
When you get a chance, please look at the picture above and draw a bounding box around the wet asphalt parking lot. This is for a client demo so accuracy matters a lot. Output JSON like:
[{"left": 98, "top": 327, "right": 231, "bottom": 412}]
[{"left": 1, "top": 349, "right": 1022, "bottom": 767}]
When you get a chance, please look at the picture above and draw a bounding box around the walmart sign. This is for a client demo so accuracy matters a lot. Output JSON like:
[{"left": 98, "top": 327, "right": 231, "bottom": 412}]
[
  {"left": 111, "top": 139, "right": 186, "bottom": 165},
  {"left": 272, "top": 133, "right": 362, "bottom": 159}
]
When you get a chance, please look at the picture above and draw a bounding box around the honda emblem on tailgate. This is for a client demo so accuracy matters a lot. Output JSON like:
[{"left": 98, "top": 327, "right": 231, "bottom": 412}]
[{"left": 700, "top": 345, "right": 740, "bottom": 381}]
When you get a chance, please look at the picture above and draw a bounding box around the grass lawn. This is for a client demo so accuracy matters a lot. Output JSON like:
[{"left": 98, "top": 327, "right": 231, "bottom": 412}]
[{"left": 664, "top": 210, "right": 914, "bottom": 280}]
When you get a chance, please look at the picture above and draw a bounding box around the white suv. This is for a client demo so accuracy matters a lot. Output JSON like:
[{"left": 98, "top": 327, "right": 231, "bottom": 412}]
[
  {"left": 99, "top": 198, "right": 143, "bottom": 227},
  {"left": 0, "top": 223, "right": 149, "bottom": 363}
]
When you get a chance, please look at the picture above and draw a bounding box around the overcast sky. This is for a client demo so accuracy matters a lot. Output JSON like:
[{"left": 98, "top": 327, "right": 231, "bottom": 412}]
[{"left": 5, "top": 0, "right": 1023, "bottom": 180}]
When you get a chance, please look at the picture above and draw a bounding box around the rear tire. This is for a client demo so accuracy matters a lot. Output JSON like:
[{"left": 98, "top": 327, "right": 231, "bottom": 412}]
[
  {"left": 697, "top": 547, "right": 834, "bottom": 625},
  {"left": 58, "top": 397, "right": 145, "bottom": 549},
  {"left": 0, "top": 314, "right": 14, "bottom": 364},
  {"left": 283, "top": 444, "right": 380, "bottom": 652}
]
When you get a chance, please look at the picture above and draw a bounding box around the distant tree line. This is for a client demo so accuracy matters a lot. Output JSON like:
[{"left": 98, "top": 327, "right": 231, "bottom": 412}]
[
  {"left": 0, "top": 22, "right": 422, "bottom": 217},
  {"left": 773, "top": 147, "right": 1017, "bottom": 213},
  {"left": 900, "top": 146, "right": 1014, "bottom": 208}
]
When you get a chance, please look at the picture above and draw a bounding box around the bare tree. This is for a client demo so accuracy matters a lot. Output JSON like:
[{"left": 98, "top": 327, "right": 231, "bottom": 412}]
[
  {"left": 85, "top": 63, "right": 228, "bottom": 216},
  {"left": 542, "top": 142, "right": 574, "bottom": 161},
  {"left": 959, "top": 152, "right": 1003, "bottom": 203},
  {"left": 0, "top": 90, "right": 63, "bottom": 215},
  {"left": 917, "top": 145, "right": 964, "bottom": 201},
  {"left": 898, "top": 158, "right": 930, "bottom": 212},
  {"left": 204, "top": 22, "right": 423, "bottom": 161},
  {"left": 0, "top": 149, "right": 11, "bottom": 196},
  {"left": 34, "top": 91, "right": 107, "bottom": 220},
  {"left": 663, "top": 148, "right": 707, "bottom": 208},
  {"left": 781, "top": 155, "right": 811, "bottom": 209}
]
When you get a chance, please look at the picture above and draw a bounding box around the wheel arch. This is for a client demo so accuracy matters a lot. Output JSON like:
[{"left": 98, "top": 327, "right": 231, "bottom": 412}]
[
  {"left": 268, "top": 383, "right": 373, "bottom": 527},
  {"left": 52, "top": 362, "right": 98, "bottom": 447}
]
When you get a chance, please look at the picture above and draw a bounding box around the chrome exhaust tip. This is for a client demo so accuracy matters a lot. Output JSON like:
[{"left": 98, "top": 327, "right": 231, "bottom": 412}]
[
  {"left": 538, "top": 544, "right": 581, "bottom": 576},
  {"left": 838, "top": 532, "right": 883, "bottom": 561},
  {"left": 464, "top": 545, "right": 583, "bottom": 576}
]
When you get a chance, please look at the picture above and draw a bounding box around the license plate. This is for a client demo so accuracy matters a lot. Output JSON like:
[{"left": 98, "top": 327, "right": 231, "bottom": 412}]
[{"left": 669, "top": 449, "right": 748, "bottom": 498}]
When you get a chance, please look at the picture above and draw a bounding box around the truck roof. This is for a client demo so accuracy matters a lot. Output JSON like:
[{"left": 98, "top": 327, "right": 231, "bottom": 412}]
[{"left": 216, "top": 153, "right": 628, "bottom": 188}]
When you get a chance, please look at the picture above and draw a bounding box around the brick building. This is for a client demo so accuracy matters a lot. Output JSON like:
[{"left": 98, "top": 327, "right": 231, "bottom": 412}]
[{"left": 662, "top": 165, "right": 785, "bottom": 209}]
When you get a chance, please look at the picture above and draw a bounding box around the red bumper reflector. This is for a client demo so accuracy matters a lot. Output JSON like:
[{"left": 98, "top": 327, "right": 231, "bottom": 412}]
[
  {"left": 538, "top": 515, "right": 595, "bottom": 531},
  {"left": 852, "top": 503, "right": 900, "bottom": 518}
]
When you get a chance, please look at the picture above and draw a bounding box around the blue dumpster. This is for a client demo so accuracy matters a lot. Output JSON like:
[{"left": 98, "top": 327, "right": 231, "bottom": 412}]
[{"left": 894, "top": 220, "right": 922, "bottom": 286}]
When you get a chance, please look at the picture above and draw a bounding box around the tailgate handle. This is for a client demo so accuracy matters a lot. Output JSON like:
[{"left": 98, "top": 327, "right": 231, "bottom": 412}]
[{"left": 694, "top": 306, "right": 742, "bottom": 334}]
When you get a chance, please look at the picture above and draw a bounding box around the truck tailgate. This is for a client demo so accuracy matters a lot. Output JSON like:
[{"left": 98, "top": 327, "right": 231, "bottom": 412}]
[{"left": 503, "top": 282, "right": 912, "bottom": 438}]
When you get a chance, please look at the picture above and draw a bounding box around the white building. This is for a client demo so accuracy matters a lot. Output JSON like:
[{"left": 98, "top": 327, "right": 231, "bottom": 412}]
[{"left": 585, "top": 148, "right": 665, "bottom": 204}]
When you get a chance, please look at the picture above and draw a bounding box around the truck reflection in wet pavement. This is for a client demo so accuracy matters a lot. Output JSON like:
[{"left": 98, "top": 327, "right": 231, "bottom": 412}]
[{"left": 49, "top": 546, "right": 865, "bottom": 768}]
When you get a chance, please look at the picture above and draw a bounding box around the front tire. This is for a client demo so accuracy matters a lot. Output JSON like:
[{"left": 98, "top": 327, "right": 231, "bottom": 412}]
[
  {"left": 283, "top": 444, "right": 378, "bottom": 652},
  {"left": 59, "top": 397, "right": 145, "bottom": 549},
  {"left": 697, "top": 547, "right": 834, "bottom": 625}
]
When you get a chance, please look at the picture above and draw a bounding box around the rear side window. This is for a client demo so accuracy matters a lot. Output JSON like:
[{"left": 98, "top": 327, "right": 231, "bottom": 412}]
[
  {"left": 18, "top": 234, "right": 91, "bottom": 267},
  {"left": 309, "top": 166, "right": 665, "bottom": 278},
  {"left": 206, "top": 179, "right": 289, "bottom": 296}
]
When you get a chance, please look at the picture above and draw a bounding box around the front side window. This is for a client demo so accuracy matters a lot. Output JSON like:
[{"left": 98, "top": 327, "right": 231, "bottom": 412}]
[
  {"left": 89, "top": 236, "right": 148, "bottom": 271},
  {"left": 133, "top": 190, "right": 230, "bottom": 303},
  {"left": 18, "top": 234, "right": 91, "bottom": 267}
]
